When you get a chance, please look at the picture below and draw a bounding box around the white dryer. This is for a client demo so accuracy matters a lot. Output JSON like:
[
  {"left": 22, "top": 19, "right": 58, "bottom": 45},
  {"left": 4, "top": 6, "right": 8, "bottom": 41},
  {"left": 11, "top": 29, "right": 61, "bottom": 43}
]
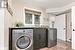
[{"left": 9, "top": 29, "right": 33, "bottom": 50}]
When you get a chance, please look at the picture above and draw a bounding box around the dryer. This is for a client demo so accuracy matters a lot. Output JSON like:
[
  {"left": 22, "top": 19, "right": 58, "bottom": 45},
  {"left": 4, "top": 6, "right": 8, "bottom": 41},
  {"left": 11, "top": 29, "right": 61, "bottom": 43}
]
[{"left": 9, "top": 28, "right": 33, "bottom": 50}]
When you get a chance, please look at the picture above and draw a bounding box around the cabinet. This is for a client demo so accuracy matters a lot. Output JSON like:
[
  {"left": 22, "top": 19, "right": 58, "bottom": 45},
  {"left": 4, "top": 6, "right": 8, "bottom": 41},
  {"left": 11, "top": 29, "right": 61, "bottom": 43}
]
[
  {"left": 33, "top": 28, "right": 48, "bottom": 50},
  {"left": 48, "top": 28, "right": 57, "bottom": 47}
]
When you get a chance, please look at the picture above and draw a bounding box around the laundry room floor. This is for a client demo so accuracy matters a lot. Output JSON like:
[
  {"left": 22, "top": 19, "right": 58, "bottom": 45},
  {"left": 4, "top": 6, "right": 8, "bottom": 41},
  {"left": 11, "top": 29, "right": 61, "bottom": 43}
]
[{"left": 39, "top": 39, "right": 72, "bottom": 50}]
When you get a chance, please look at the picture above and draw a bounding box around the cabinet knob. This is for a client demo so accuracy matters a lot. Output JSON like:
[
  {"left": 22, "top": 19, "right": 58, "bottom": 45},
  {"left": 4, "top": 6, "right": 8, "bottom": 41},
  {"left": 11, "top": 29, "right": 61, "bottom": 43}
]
[{"left": 73, "top": 29, "right": 75, "bottom": 31}]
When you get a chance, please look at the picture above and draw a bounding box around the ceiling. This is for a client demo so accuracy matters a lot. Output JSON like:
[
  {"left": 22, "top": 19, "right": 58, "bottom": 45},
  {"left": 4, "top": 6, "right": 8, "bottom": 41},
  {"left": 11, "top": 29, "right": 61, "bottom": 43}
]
[{"left": 14, "top": 0, "right": 75, "bottom": 9}]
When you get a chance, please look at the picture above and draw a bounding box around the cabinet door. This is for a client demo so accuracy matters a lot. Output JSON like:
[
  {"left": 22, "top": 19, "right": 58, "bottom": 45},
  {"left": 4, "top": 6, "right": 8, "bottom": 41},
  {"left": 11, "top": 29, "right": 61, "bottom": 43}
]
[
  {"left": 48, "top": 28, "right": 57, "bottom": 47},
  {"left": 39, "top": 29, "right": 47, "bottom": 48},
  {"left": 33, "top": 28, "right": 47, "bottom": 50},
  {"left": 33, "top": 28, "right": 41, "bottom": 50}
]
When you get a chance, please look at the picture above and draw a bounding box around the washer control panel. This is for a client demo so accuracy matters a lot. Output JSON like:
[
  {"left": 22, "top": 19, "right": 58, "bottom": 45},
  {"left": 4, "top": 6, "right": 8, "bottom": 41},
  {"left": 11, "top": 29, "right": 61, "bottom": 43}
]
[{"left": 12, "top": 29, "right": 33, "bottom": 36}]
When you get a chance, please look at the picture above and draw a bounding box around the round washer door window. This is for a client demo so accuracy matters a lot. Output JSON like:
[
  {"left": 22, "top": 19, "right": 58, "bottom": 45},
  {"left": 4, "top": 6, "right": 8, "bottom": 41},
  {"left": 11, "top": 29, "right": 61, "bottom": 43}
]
[{"left": 16, "top": 36, "right": 31, "bottom": 49}]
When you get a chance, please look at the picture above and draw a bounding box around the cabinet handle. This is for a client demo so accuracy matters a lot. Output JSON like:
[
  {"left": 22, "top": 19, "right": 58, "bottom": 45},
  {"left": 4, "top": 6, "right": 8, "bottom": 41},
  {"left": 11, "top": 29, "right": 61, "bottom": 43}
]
[
  {"left": 39, "top": 34, "right": 41, "bottom": 40},
  {"left": 73, "top": 29, "right": 75, "bottom": 31}
]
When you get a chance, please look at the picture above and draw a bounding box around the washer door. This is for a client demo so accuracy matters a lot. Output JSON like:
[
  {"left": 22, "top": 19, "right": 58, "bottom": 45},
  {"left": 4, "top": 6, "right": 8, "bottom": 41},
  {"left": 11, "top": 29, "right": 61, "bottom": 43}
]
[{"left": 16, "top": 36, "right": 31, "bottom": 49}]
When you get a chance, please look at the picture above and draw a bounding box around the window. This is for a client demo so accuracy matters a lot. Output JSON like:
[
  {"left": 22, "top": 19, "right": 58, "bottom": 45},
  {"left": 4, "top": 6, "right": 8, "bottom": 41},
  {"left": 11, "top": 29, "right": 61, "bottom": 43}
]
[
  {"left": 34, "top": 15, "right": 40, "bottom": 24},
  {"left": 25, "top": 13, "right": 32, "bottom": 24},
  {"left": 25, "top": 9, "right": 41, "bottom": 25}
]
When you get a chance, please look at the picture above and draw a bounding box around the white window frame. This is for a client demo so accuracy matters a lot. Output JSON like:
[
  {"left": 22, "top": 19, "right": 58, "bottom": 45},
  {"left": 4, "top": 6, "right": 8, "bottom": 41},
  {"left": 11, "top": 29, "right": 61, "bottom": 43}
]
[{"left": 24, "top": 9, "right": 41, "bottom": 26}]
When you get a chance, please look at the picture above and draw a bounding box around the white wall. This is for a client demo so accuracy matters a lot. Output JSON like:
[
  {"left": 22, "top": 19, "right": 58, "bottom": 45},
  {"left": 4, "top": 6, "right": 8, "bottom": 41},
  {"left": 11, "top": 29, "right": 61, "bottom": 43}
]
[
  {"left": 0, "top": 8, "right": 4, "bottom": 50},
  {"left": 0, "top": 8, "right": 13, "bottom": 50},
  {"left": 4, "top": 8, "right": 13, "bottom": 50},
  {"left": 12, "top": 1, "right": 48, "bottom": 27},
  {"left": 72, "top": 6, "right": 75, "bottom": 49},
  {"left": 47, "top": 14, "right": 56, "bottom": 28}
]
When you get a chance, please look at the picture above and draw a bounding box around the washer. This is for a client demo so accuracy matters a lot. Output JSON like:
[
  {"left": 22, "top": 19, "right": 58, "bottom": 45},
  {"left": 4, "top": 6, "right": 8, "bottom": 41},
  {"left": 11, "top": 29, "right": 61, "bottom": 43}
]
[{"left": 12, "top": 29, "right": 33, "bottom": 50}]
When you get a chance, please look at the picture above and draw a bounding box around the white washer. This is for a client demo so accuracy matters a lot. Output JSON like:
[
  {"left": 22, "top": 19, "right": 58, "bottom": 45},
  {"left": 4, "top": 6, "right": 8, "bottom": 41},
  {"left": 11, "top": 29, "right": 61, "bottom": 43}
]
[{"left": 12, "top": 29, "right": 33, "bottom": 50}]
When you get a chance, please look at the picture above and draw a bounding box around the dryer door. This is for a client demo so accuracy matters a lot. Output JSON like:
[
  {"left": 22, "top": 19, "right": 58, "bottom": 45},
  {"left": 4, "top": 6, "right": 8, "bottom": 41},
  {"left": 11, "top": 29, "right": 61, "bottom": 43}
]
[{"left": 16, "top": 36, "right": 31, "bottom": 49}]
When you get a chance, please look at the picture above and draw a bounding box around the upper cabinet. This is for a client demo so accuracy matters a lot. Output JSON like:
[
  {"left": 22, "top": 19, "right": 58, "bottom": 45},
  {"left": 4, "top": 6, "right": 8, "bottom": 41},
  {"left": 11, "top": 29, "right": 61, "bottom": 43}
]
[{"left": 25, "top": 9, "right": 41, "bottom": 25}]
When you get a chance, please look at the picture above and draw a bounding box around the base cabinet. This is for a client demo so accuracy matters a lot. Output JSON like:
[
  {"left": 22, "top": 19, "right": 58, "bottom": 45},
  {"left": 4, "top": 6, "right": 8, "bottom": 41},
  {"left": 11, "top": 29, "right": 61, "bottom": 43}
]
[
  {"left": 48, "top": 28, "right": 57, "bottom": 48},
  {"left": 33, "top": 28, "right": 48, "bottom": 50}
]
